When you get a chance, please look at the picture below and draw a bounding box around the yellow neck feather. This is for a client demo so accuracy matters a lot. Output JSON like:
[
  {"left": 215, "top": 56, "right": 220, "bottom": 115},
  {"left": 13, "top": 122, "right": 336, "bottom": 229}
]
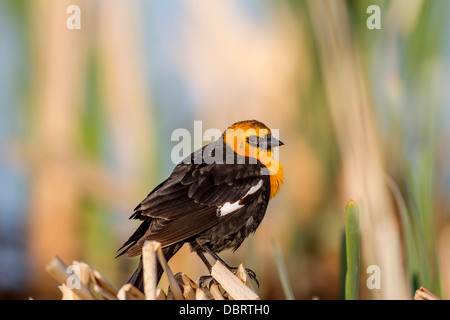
[{"left": 269, "top": 161, "right": 284, "bottom": 199}]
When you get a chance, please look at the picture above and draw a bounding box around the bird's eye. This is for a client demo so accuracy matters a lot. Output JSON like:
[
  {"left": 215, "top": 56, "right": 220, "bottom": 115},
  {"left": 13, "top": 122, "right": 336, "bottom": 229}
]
[{"left": 246, "top": 135, "right": 260, "bottom": 147}]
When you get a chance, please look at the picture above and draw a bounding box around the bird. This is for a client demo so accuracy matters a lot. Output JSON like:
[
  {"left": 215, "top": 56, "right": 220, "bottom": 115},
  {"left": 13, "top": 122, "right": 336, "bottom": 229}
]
[{"left": 117, "top": 120, "right": 284, "bottom": 291}]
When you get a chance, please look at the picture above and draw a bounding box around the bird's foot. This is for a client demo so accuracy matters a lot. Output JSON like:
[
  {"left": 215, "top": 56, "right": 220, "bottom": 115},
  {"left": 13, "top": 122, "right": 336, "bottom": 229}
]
[
  {"left": 198, "top": 275, "right": 216, "bottom": 289},
  {"left": 200, "top": 266, "right": 259, "bottom": 288}
]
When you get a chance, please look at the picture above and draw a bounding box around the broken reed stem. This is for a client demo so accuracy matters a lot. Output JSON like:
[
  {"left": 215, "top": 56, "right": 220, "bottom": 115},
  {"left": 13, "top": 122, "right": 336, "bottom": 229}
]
[
  {"left": 142, "top": 240, "right": 159, "bottom": 300},
  {"left": 45, "top": 256, "right": 95, "bottom": 300},
  {"left": 211, "top": 261, "right": 260, "bottom": 300},
  {"left": 209, "top": 282, "right": 225, "bottom": 300},
  {"left": 156, "top": 288, "right": 167, "bottom": 300},
  {"left": 414, "top": 286, "right": 441, "bottom": 300},
  {"left": 236, "top": 264, "right": 257, "bottom": 293},
  {"left": 45, "top": 241, "right": 260, "bottom": 300},
  {"left": 117, "top": 283, "right": 145, "bottom": 300},
  {"left": 195, "top": 288, "right": 212, "bottom": 300},
  {"left": 91, "top": 268, "right": 118, "bottom": 297},
  {"left": 152, "top": 242, "right": 184, "bottom": 300}
]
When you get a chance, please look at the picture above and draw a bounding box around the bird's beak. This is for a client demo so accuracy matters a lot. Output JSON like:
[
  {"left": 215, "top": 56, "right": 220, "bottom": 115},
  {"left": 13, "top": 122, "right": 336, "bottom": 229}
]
[{"left": 269, "top": 136, "right": 284, "bottom": 147}]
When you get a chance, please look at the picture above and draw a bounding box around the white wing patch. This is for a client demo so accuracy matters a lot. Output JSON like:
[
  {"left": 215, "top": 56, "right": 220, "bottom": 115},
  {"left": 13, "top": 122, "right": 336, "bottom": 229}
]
[
  {"left": 218, "top": 201, "right": 244, "bottom": 217},
  {"left": 217, "top": 180, "right": 263, "bottom": 217}
]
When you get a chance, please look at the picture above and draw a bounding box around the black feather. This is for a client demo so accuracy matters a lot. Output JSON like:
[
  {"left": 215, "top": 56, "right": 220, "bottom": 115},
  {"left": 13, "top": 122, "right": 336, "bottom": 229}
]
[{"left": 119, "top": 134, "right": 274, "bottom": 291}]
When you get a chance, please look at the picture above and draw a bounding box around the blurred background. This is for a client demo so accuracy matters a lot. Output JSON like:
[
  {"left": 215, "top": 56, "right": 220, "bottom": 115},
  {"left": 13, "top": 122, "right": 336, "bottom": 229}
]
[{"left": 0, "top": 0, "right": 449, "bottom": 300}]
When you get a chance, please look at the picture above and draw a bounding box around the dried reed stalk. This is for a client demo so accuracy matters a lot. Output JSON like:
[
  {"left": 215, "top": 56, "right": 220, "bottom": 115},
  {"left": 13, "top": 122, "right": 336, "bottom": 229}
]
[
  {"left": 209, "top": 281, "right": 225, "bottom": 300},
  {"left": 156, "top": 288, "right": 167, "bottom": 300},
  {"left": 195, "top": 288, "right": 213, "bottom": 300},
  {"left": 153, "top": 243, "right": 184, "bottom": 300},
  {"left": 45, "top": 241, "right": 261, "bottom": 300},
  {"left": 142, "top": 240, "right": 159, "bottom": 300},
  {"left": 117, "top": 284, "right": 145, "bottom": 300},
  {"left": 45, "top": 256, "right": 95, "bottom": 300},
  {"left": 414, "top": 287, "right": 441, "bottom": 300},
  {"left": 235, "top": 264, "right": 257, "bottom": 293},
  {"left": 91, "top": 268, "right": 118, "bottom": 298},
  {"left": 211, "top": 261, "right": 260, "bottom": 300}
]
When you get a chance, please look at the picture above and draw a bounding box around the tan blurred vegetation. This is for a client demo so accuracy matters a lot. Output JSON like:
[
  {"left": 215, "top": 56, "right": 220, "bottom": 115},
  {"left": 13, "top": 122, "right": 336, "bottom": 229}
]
[{"left": 1, "top": 0, "right": 449, "bottom": 300}]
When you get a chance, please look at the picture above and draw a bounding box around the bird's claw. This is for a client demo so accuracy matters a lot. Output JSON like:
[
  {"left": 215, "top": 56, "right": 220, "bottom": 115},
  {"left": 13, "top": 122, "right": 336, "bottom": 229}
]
[
  {"left": 198, "top": 275, "right": 216, "bottom": 289},
  {"left": 199, "top": 267, "right": 259, "bottom": 288}
]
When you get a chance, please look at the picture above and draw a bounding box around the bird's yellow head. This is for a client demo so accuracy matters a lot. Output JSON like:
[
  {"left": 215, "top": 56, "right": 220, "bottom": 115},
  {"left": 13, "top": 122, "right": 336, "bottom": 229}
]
[{"left": 223, "top": 120, "right": 284, "bottom": 198}]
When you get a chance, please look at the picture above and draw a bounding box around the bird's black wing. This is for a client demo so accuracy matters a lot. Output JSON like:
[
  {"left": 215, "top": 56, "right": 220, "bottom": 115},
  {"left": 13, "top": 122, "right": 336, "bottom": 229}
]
[{"left": 118, "top": 142, "right": 269, "bottom": 257}]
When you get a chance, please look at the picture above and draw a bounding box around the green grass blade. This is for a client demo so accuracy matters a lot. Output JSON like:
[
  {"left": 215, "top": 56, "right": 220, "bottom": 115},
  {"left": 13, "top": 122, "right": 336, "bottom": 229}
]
[
  {"left": 339, "top": 230, "right": 347, "bottom": 300},
  {"left": 385, "top": 174, "right": 420, "bottom": 295},
  {"left": 345, "top": 200, "right": 360, "bottom": 300},
  {"left": 272, "top": 240, "right": 295, "bottom": 300}
]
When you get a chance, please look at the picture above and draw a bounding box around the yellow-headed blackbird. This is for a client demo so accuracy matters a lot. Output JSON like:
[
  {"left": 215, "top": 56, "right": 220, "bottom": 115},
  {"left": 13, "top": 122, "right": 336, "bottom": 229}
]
[{"left": 117, "top": 120, "right": 284, "bottom": 290}]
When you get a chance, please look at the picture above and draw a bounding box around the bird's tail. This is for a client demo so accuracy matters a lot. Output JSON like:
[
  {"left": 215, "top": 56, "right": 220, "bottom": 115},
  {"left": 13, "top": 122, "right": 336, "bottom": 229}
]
[{"left": 127, "top": 244, "right": 182, "bottom": 292}]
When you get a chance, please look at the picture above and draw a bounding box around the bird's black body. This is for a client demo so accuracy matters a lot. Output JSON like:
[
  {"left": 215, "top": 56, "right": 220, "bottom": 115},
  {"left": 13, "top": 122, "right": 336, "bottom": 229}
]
[{"left": 118, "top": 123, "right": 279, "bottom": 291}]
